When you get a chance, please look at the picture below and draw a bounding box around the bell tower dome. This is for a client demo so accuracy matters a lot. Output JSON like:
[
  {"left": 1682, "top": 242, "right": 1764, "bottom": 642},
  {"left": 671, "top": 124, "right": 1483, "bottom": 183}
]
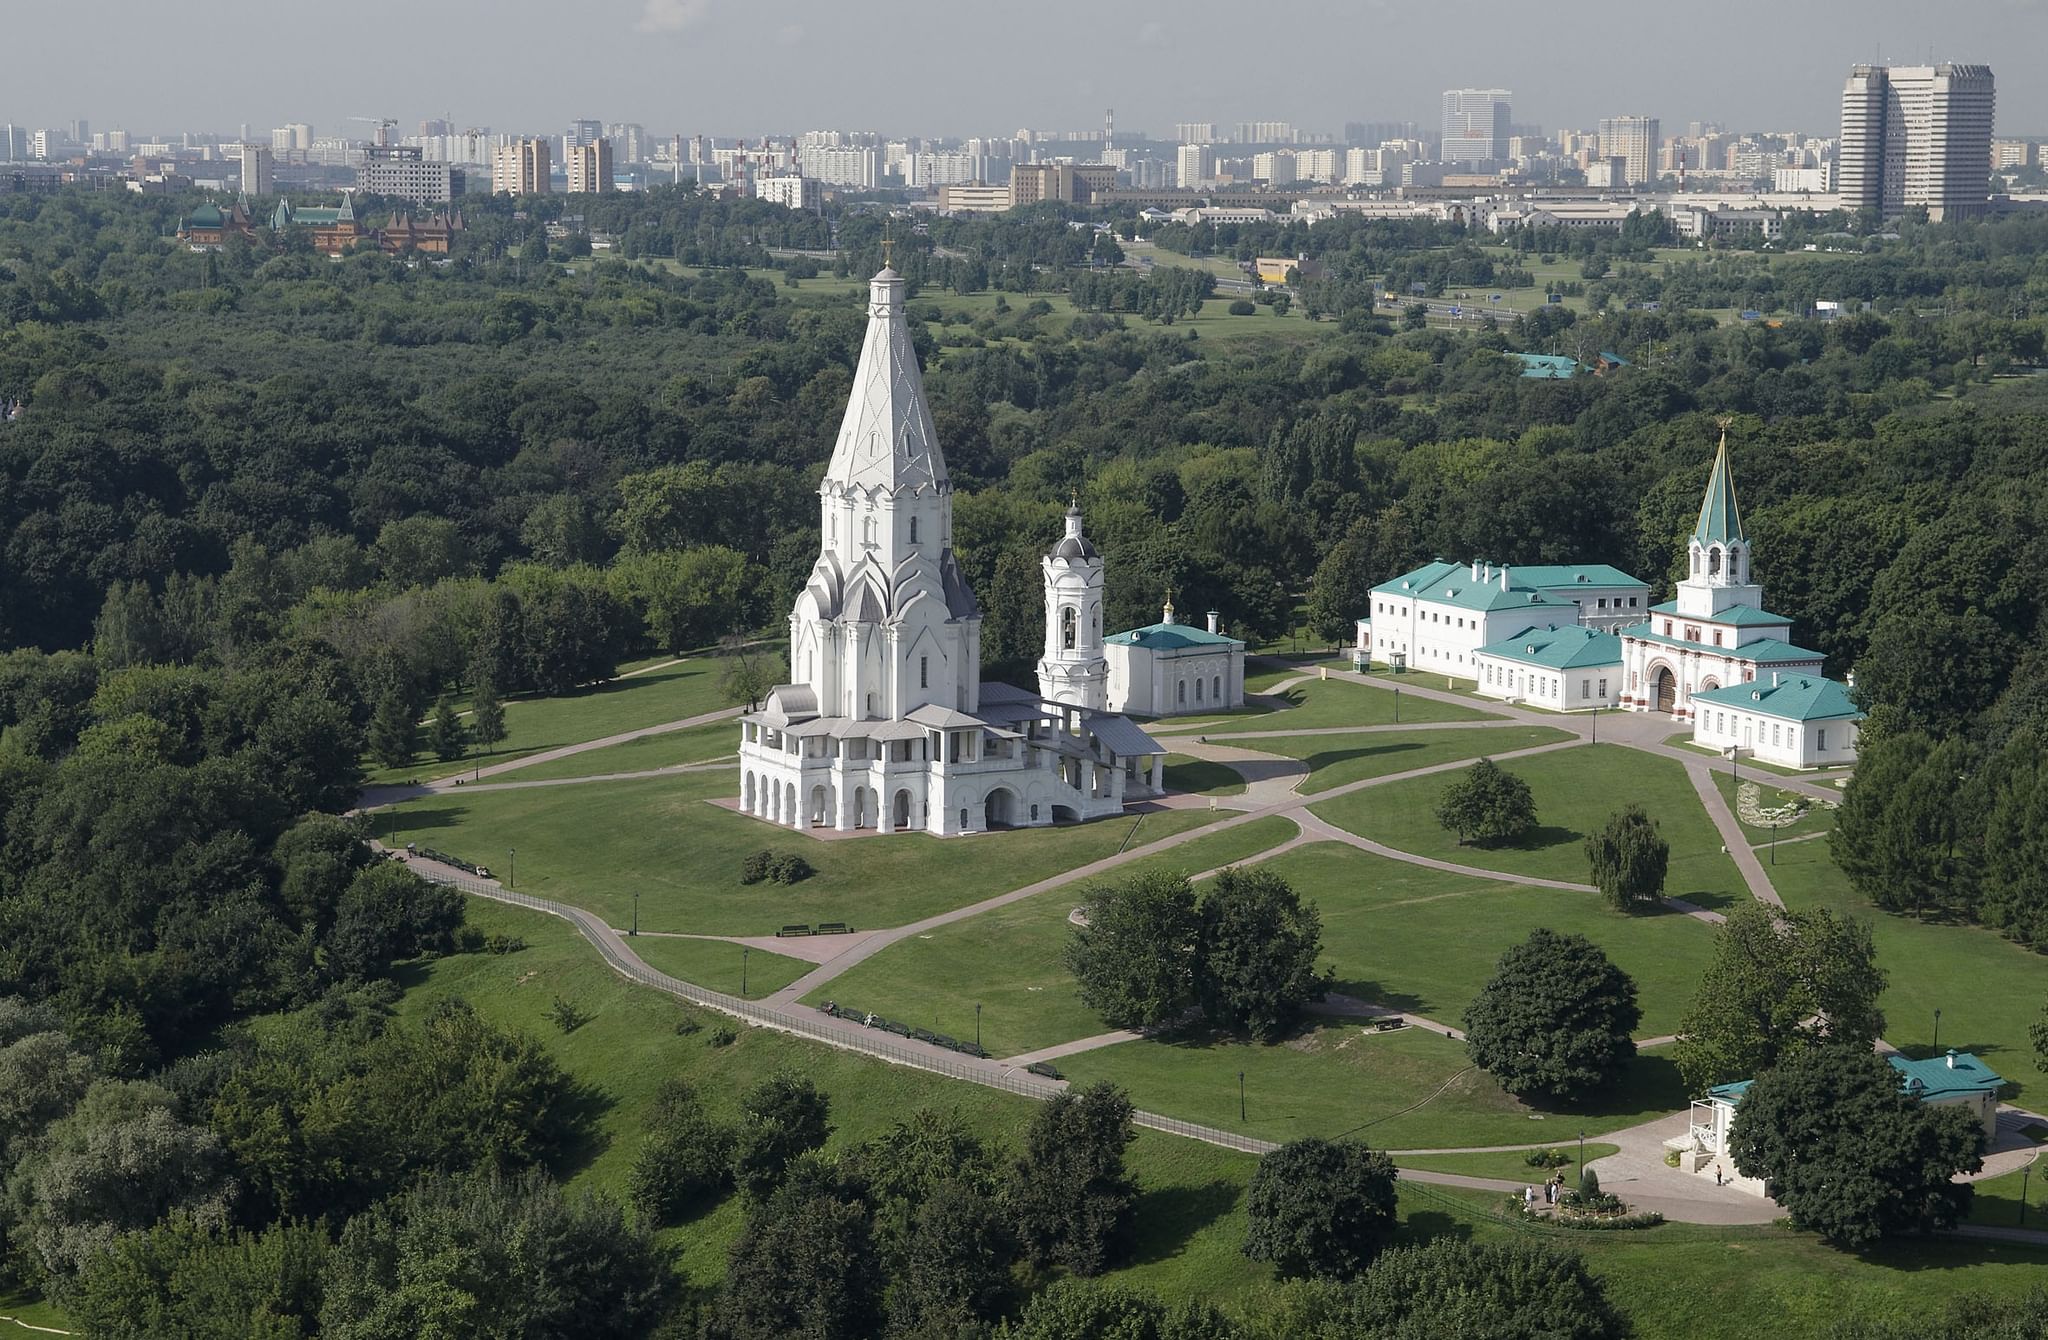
[
  {"left": 1038, "top": 498, "right": 1108, "bottom": 710},
  {"left": 1675, "top": 425, "right": 1765, "bottom": 619}
]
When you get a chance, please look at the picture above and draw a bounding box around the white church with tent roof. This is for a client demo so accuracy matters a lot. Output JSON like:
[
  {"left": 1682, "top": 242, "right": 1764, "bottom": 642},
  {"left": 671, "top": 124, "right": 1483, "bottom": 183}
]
[{"left": 737, "top": 265, "right": 1216, "bottom": 837}]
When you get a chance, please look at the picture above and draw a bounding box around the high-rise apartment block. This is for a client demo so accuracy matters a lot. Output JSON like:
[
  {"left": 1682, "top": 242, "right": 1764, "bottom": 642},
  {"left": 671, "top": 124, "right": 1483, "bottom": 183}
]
[
  {"left": 564, "top": 119, "right": 603, "bottom": 150},
  {"left": 1442, "top": 89, "right": 1511, "bottom": 163},
  {"left": 1234, "top": 121, "right": 1296, "bottom": 145},
  {"left": 1175, "top": 122, "right": 1219, "bottom": 144},
  {"left": 1839, "top": 63, "right": 1995, "bottom": 222},
  {"left": 492, "top": 139, "right": 552, "bottom": 195},
  {"left": 239, "top": 143, "right": 274, "bottom": 196},
  {"left": 1597, "top": 115, "right": 1659, "bottom": 185},
  {"left": 564, "top": 138, "right": 615, "bottom": 193},
  {"left": 755, "top": 174, "right": 822, "bottom": 211},
  {"left": 360, "top": 146, "right": 465, "bottom": 203},
  {"left": 1176, "top": 142, "right": 1212, "bottom": 186}
]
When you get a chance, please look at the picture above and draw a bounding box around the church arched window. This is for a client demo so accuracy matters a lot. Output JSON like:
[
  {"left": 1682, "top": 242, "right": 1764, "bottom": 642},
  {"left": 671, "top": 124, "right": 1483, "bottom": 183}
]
[
  {"left": 862, "top": 516, "right": 876, "bottom": 547},
  {"left": 1061, "top": 606, "right": 1076, "bottom": 651},
  {"left": 909, "top": 516, "right": 919, "bottom": 544},
  {"left": 1176, "top": 680, "right": 1186, "bottom": 705},
  {"left": 1708, "top": 546, "right": 1721, "bottom": 576},
  {"left": 1213, "top": 675, "right": 1222, "bottom": 701},
  {"left": 1691, "top": 549, "right": 1701, "bottom": 576}
]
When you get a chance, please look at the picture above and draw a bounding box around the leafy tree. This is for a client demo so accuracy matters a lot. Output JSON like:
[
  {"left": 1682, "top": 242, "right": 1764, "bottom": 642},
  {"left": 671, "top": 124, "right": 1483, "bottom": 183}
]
[
  {"left": 628, "top": 1078, "right": 736, "bottom": 1225},
  {"left": 2034, "top": 999, "right": 2048, "bottom": 1075},
  {"left": 0, "top": 1009, "right": 95, "bottom": 1166},
  {"left": 732, "top": 1073, "right": 831, "bottom": 1201},
  {"left": 1335, "top": 1238, "right": 1630, "bottom": 1340},
  {"left": 1585, "top": 804, "right": 1670, "bottom": 912},
  {"left": 1065, "top": 869, "right": 1200, "bottom": 1030},
  {"left": 1008, "top": 1082, "right": 1139, "bottom": 1276},
  {"left": 67, "top": 1217, "right": 328, "bottom": 1340},
  {"left": 1242, "top": 1137, "right": 1399, "bottom": 1280},
  {"left": 323, "top": 863, "right": 464, "bottom": 984},
  {"left": 428, "top": 693, "right": 467, "bottom": 761},
  {"left": 889, "top": 1178, "right": 1015, "bottom": 1334},
  {"left": 1434, "top": 758, "right": 1537, "bottom": 847},
  {"left": 468, "top": 674, "right": 507, "bottom": 753},
  {"left": 1004, "top": 1279, "right": 1243, "bottom": 1340},
  {"left": 366, "top": 677, "right": 419, "bottom": 770},
  {"left": 714, "top": 1188, "right": 884, "bottom": 1340},
  {"left": 1729, "top": 1046, "right": 1984, "bottom": 1247},
  {"left": 1195, "top": 866, "right": 1333, "bottom": 1040},
  {"left": 1463, "top": 930, "right": 1641, "bottom": 1100},
  {"left": 1304, "top": 523, "right": 1378, "bottom": 644},
  {"left": 1674, "top": 902, "right": 1886, "bottom": 1094},
  {"left": 321, "top": 1169, "right": 671, "bottom": 1339}
]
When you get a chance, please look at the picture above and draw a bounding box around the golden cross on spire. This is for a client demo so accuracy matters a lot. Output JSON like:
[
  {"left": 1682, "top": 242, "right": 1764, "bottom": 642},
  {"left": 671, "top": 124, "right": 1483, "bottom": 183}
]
[{"left": 881, "top": 224, "right": 894, "bottom": 271}]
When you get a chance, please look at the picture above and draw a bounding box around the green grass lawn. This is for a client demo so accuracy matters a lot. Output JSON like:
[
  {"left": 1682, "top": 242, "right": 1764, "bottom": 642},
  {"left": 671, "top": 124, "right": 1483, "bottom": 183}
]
[
  {"left": 1393, "top": 1143, "right": 1619, "bottom": 1180},
  {"left": 1771, "top": 840, "right": 2048, "bottom": 1103},
  {"left": 1162, "top": 754, "right": 1247, "bottom": 796},
  {"left": 0, "top": 1290, "right": 69, "bottom": 1331},
  {"left": 799, "top": 817, "right": 1303, "bottom": 1058},
  {"left": 506, "top": 721, "right": 737, "bottom": 781},
  {"left": 361, "top": 658, "right": 734, "bottom": 785},
  {"left": 379, "top": 771, "right": 1223, "bottom": 938},
  {"left": 1263, "top": 842, "right": 1714, "bottom": 1036},
  {"left": 1966, "top": 1155, "right": 2047, "bottom": 1228},
  {"left": 625, "top": 935, "right": 812, "bottom": 999},
  {"left": 1056, "top": 1020, "right": 1690, "bottom": 1150},
  {"left": 1248, "top": 726, "right": 1575, "bottom": 794},
  {"left": 1312, "top": 743, "right": 1748, "bottom": 911},
  {"left": 1708, "top": 770, "right": 1839, "bottom": 845},
  {"left": 1200, "top": 676, "right": 1497, "bottom": 735}
]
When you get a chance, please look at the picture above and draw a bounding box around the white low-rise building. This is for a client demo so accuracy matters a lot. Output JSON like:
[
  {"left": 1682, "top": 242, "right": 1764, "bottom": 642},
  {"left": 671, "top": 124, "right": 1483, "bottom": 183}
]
[
  {"left": 1689, "top": 673, "right": 1863, "bottom": 769},
  {"left": 1105, "top": 604, "right": 1246, "bottom": 717},
  {"left": 1363, "top": 561, "right": 1648, "bottom": 678},
  {"left": 1473, "top": 625, "right": 1623, "bottom": 711}
]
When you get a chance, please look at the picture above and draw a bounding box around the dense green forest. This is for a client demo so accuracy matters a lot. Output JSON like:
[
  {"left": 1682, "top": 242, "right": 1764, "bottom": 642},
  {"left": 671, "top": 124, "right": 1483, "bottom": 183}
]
[{"left": 3, "top": 182, "right": 2048, "bottom": 1334}]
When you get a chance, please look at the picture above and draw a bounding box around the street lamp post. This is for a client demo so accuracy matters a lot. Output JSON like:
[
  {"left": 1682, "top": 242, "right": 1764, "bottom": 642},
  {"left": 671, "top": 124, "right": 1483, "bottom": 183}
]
[
  {"left": 1239, "top": 1070, "right": 1246, "bottom": 1123},
  {"left": 742, "top": 946, "right": 750, "bottom": 996},
  {"left": 508, "top": 848, "right": 516, "bottom": 890},
  {"left": 1591, "top": 705, "right": 1598, "bottom": 744},
  {"left": 2023, "top": 1164, "right": 2033, "bottom": 1227},
  {"left": 1578, "top": 1131, "right": 1586, "bottom": 1188},
  {"left": 1394, "top": 686, "right": 1401, "bottom": 723},
  {"left": 632, "top": 890, "right": 640, "bottom": 936},
  {"left": 975, "top": 1003, "right": 982, "bottom": 1052},
  {"left": 1933, "top": 1008, "right": 1942, "bottom": 1053}
]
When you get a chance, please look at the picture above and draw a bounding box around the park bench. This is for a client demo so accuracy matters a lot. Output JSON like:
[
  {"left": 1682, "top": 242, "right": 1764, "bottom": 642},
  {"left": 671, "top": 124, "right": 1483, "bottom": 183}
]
[
  {"left": 816, "top": 921, "right": 852, "bottom": 935},
  {"left": 776, "top": 924, "right": 814, "bottom": 937},
  {"left": 1025, "top": 1062, "right": 1064, "bottom": 1081}
]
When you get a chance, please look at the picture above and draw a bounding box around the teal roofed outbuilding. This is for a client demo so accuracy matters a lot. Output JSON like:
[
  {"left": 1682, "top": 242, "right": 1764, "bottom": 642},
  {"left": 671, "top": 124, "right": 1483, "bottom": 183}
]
[
  {"left": 1694, "top": 429, "right": 1745, "bottom": 545},
  {"left": 1690, "top": 674, "right": 1863, "bottom": 723},
  {"left": 1513, "top": 352, "right": 1579, "bottom": 379},
  {"left": 1475, "top": 624, "right": 1622, "bottom": 671},
  {"left": 1104, "top": 621, "right": 1242, "bottom": 651}
]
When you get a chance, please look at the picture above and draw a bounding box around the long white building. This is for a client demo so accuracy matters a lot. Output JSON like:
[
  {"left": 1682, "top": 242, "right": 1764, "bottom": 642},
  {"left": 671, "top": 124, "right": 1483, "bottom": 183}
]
[{"left": 1839, "top": 63, "right": 1995, "bottom": 221}]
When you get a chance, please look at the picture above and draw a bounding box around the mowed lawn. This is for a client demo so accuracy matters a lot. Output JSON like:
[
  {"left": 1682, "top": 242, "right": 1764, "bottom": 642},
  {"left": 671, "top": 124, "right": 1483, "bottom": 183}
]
[
  {"left": 626, "top": 934, "right": 812, "bottom": 999},
  {"left": 397, "top": 898, "right": 1269, "bottom": 1299},
  {"left": 1247, "top": 726, "right": 1575, "bottom": 794},
  {"left": 1264, "top": 842, "right": 1715, "bottom": 1036},
  {"left": 801, "top": 817, "right": 1304, "bottom": 1057},
  {"left": 1203, "top": 675, "right": 1499, "bottom": 734},
  {"left": 1057, "top": 1020, "right": 1690, "bottom": 1150},
  {"left": 361, "top": 658, "right": 735, "bottom": 785},
  {"left": 1708, "top": 769, "right": 1840, "bottom": 845},
  {"left": 509, "top": 721, "right": 737, "bottom": 781},
  {"left": 1771, "top": 839, "right": 2048, "bottom": 1104},
  {"left": 1161, "top": 754, "right": 1247, "bottom": 797},
  {"left": 1312, "top": 744, "right": 1749, "bottom": 910},
  {"left": 378, "top": 770, "right": 1222, "bottom": 937}
]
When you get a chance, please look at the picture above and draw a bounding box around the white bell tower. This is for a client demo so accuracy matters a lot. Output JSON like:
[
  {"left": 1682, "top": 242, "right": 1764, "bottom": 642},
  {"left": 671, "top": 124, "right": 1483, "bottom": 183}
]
[{"left": 1037, "top": 498, "right": 1108, "bottom": 710}]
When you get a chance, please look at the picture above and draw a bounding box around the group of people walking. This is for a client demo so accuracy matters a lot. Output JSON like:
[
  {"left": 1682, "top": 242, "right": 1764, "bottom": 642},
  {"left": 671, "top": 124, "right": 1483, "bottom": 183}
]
[{"left": 1522, "top": 1172, "right": 1569, "bottom": 1210}]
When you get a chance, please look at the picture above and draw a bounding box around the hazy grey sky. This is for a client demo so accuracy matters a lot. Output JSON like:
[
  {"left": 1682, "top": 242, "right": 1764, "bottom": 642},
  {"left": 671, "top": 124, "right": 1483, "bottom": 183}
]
[{"left": 8, "top": 0, "right": 2044, "bottom": 139}]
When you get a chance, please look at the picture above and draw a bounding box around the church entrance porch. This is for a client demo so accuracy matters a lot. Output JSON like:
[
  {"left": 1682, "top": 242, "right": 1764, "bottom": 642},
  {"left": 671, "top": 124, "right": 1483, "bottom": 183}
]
[
  {"left": 984, "top": 787, "right": 1018, "bottom": 830},
  {"left": 1653, "top": 667, "right": 1677, "bottom": 714},
  {"left": 892, "top": 789, "right": 912, "bottom": 830}
]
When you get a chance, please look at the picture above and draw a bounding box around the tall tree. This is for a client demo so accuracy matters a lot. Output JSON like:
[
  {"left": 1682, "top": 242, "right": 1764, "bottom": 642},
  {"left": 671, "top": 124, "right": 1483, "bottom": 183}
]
[
  {"left": 1729, "top": 1047, "right": 1984, "bottom": 1248},
  {"left": 1584, "top": 804, "right": 1670, "bottom": 913},
  {"left": 428, "top": 693, "right": 467, "bottom": 762},
  {"left": 1462, "top": 929, "right": 1641, "bottom": 1100},
  {"left": 1065, "top": 869, "right": 1200, "bottom": 1030},
  {"left": 1195, "top": 867, "right": 1333, "bottom": 1041},
  {"left": 1435, "top": 758, "right": 1537, "bottom": 847},
  {"left": 1007, "top": 1082, "right": 1138, "bottom": 1277},
  {"left": 468, "top": 673, "right": 507, "bottom": 754},
  {"left": 1674, "top": 902, "right": 1886, "bottom": 1094},
  {"left": 1242, "top": 1137, "right": 1399, "bottom": 1281},
  {"left": 716, "top": 1188, "right": 884, "bottom": 1340}
]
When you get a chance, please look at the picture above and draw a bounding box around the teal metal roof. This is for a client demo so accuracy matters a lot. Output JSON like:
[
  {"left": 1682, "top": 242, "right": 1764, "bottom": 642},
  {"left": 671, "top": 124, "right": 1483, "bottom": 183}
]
[
  {"left": 1621, "top": 624, "right": 1823, "bottom": 664},
  {"left": 1105, "top": 620, "right": 1242, "bottom": 650},
  {"left": 1514, "top": 352, "right": 1579, "bottom": 379},
  {"left": 1647, "top": 600, "right": 1790, "bottom": 627},
  {"left": 1694, "top": 432, "right": 1746, "bottom": 545},
  {"left": 1690, "top": 674, "right": 1863, "bottom": 723},
  {"left": 1888, "top": 1052, "right": 2003, "bottom": 1102},
  {"left": 1475, "top": 624, "right": 1623, "bottom": 671},
  {"left": 1709, "top": 1055, "right": 2001, "bottom": 1106},
  {"left": 1371, "top": 560, "right": 1579, "bottom": 615},
  {"left": 1509, "top": 564, "right": 1647, "bottom": 591}
]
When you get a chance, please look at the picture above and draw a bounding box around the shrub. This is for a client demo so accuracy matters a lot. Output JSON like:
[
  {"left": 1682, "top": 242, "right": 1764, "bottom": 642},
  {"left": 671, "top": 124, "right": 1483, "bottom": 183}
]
[
  {"left": 769, "top": 853, "right": 813, "bottom": 885},
  {"left": 546, "top": 996, "right": 589, "bottom": 1034},
  {"left": 707, "top": 1027, "right": 736, "bottom": 1048},
  {"left": 739, "top": 850, "right": 775, "bottom": 885},
  {"left": 1228, "top": 299, "right": 1257, "bottom": 315},
  {"left": 485, "top": 934, "right": 525, "bottom": 955},
  {"left": 1524, "top": 1148, "right": 1570, "bottom": 1169}
]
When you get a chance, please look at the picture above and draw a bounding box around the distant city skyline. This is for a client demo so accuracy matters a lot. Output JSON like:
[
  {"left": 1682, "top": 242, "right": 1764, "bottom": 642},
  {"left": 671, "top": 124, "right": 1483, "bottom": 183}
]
[{"left": 4, "top": 0, "right": 2042, "bottom": 140}]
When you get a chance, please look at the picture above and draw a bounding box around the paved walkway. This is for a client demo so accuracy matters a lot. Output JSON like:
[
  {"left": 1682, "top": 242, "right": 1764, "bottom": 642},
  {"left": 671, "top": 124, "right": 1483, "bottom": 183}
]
[{"left": 1581, "top": 1112, "right": 1786, "bottom": 1225}]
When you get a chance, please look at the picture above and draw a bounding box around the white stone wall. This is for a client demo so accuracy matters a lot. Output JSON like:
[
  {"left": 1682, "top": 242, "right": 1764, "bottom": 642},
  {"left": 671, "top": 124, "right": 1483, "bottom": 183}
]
[
  {"left": 1108, "top": 644, "right": 1245, "bottom": 717},
  {"left": 1474, "top": 657, "right": 1619, "bottom": 711}
]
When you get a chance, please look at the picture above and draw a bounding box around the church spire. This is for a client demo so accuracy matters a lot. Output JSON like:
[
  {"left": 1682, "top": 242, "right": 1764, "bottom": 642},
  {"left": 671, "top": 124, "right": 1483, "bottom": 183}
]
[
  {"left": 1693, "top": 423, "right": 1744, "bottom": 546},
  {"left": 823, "top": 267, "right": 946, "bottom": 496}
]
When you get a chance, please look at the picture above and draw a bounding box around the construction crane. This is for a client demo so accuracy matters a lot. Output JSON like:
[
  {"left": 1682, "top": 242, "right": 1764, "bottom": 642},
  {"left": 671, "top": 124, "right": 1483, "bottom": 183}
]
[{"left": 345, "top": 116, "right": 399, "bottom": 146}]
